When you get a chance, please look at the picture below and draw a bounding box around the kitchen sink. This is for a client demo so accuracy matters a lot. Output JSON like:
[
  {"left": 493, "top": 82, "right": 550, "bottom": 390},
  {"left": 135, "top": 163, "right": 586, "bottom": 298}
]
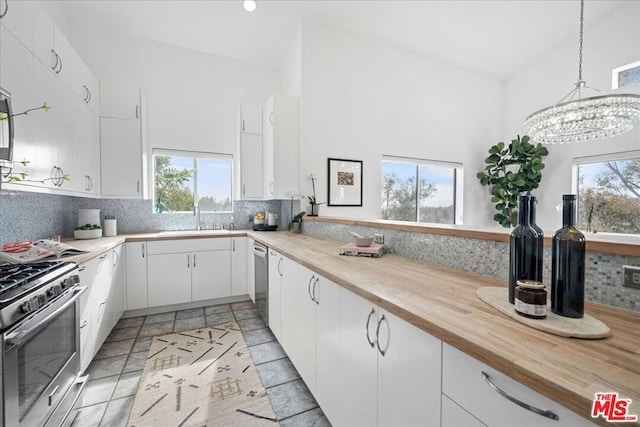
[{"left": 157, "top": 229, "right": 231, "bottom": 236}]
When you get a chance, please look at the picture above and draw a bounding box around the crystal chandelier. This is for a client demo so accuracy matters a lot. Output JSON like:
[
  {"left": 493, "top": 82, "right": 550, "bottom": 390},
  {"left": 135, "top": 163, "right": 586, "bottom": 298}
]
[{"left": 524, "top": 0, "right": 640, "bottom": 144}]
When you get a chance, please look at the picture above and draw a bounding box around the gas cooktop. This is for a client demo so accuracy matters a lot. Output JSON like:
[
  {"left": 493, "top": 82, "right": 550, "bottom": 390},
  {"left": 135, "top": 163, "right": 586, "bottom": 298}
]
[{"left": 0, "top": 261, "right": 77, "bottom": 304}]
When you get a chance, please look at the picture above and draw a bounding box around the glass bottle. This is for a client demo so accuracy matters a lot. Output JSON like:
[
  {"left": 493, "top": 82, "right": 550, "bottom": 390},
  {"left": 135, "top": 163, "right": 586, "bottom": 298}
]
[
  {"left": 551, "top": 194, "right": 586, "bottom": 318},
  {"left": 509, "top": 195, "right": 539, "bottom": 304},
  {"left": 529, "top": 196, "right": 544, "bottom": 281}
]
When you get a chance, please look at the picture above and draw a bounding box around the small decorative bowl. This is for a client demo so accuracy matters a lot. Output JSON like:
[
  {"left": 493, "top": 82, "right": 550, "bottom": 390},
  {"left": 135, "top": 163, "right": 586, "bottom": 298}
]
[
  {"left": 354, "top": 236, "right": 373, "bottom": 247},
  {"left": 74, "top": 229, "right": 102, "bottom": 239}
]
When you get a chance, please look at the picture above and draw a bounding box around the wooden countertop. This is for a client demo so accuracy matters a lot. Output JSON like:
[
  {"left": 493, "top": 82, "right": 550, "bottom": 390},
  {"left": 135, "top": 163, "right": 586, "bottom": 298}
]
[{"left": 64, "top": 231, "right": 640, "bottom": 425}]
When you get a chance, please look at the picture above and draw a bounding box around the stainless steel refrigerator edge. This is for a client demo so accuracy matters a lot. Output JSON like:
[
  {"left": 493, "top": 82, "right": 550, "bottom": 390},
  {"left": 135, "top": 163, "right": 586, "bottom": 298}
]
[{"left": 253, "top": 242, "right": 269, "bottom": 325}]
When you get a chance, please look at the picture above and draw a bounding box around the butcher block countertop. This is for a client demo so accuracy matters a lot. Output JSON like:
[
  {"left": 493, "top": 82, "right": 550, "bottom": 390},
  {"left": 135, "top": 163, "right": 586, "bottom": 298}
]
[{"left": 65, "top": 231, "right": 640, "bottom": 425}]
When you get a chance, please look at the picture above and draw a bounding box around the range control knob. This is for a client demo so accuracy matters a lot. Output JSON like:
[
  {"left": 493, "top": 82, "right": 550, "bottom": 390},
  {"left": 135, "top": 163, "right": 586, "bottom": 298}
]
[
  {"left": 21, "top": 300, "right": 32, "bottom": 314},
  {"left": 37, "top": 293, "right": 48, "bottom": 306}
]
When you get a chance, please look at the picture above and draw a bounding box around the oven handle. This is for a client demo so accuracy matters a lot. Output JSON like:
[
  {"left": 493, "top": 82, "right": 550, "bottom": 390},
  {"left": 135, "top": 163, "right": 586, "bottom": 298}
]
[{"left": 4, "top": 286, "right": 87, "bottom": 349}]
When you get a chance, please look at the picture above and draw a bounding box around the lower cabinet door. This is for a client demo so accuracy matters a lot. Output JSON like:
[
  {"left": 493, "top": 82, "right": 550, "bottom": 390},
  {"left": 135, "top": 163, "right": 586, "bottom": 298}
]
[
  {"left": 192, "top": 250, "right": 231, "bottom": 301},
  {"left": 442, "top": 394, "right": 486, "bottom": 427},
  {"left": 377, "top": 308, "right": 442, "bottom": 427},
  {"left": 147, "top": 253, "right": 192, "bottom": 307},
  {"left": 338, "top": 288, "right": 378, "bottom": 427},
  {"left": 315, "top": 277, "right": 341, "bottom": 424}
]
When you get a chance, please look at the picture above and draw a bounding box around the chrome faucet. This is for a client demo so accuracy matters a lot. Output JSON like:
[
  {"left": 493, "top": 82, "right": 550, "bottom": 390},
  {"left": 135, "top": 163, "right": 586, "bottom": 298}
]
[{"left": 194, "top": 205, "right": 201, "bottom": 230}]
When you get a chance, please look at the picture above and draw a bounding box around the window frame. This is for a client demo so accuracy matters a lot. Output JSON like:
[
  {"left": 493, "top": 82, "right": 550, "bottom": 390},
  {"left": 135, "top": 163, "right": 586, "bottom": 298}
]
[
  {"left": 381, "top": 155, "right": 464, "bottom": 225},
  {"left": 152, "top": 148, "right": 234, "bottom": 214},
  {"left": 611, "top": 59, "right": 640, "bottom": 89}
]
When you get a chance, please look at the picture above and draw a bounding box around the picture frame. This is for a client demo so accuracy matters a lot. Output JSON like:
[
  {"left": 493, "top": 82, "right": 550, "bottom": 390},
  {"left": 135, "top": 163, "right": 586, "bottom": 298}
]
[{"left": 327, "top": 158, "right": 363, "bottom": 206}]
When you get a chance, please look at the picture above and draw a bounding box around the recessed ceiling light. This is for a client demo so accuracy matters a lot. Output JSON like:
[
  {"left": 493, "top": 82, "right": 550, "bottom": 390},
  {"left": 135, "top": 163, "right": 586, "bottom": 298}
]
[{"left": 242, "top": 0, "right": 257, "bottom": 13}]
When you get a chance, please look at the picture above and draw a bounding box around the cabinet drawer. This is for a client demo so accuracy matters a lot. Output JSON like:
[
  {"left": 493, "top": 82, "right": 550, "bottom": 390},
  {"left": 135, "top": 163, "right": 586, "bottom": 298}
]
[
  {"left": 147, "top": 238, "right": 230, "bottom": 255},
  {"left": 442, "top": 343, "right": 595, "bottom": 427}
]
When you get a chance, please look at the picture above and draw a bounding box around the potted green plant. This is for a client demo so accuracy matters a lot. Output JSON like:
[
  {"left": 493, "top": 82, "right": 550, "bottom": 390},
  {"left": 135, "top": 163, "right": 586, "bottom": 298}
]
[
  {"left": 288, "top": 211, "right": 306, "bottom": 233},
  {"left": 476, "top": 135, "right": 549, "bottom": 227}
]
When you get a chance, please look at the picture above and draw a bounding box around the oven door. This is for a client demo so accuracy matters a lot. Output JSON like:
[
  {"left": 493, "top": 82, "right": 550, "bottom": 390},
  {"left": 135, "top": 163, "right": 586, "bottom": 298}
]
[{"left": 3, "top": 286, "right": 86, "bottom": 427}]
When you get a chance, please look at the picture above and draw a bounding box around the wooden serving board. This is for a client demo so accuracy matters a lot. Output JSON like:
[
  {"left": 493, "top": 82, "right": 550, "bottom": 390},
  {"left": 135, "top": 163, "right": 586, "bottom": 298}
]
[{"left": 477, "top": 287, "right": 611, "bottom": 339}]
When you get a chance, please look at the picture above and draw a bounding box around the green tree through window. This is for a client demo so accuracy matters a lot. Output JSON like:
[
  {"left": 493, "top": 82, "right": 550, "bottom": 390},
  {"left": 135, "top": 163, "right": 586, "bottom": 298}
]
[{"left": 577, "top": 157, "right": 640, "bottom": 234}]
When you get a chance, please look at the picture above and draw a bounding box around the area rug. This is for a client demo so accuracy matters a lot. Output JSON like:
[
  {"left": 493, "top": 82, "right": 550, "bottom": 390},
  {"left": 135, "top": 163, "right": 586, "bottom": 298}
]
[{"left": 127, "top": 322, "right": 278, "bottom": 426}]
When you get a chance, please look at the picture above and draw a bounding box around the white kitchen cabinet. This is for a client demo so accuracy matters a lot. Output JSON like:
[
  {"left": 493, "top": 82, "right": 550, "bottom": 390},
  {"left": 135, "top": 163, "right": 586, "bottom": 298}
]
[
  {"left": 280, "top": 260, "right": 317, "bottom": 392},
  {"left": 77, "top": 250, "right": 113, "bottom": 373},
  {"left": 0, "top": 25, "right": 36, "bottom": 168},
  {"left": 442, "top": 343, "right": 596, "bottom": 427},
  {"left": 72, "top": 99, "right": 99, "bottom": 195},
  {"left": 238, "top": 102, "right": 262, "bottom": 135},
  {"left": 239, "top": 132, "right": 263, "bottom": 199},
  {"left": 70, "top": 51, "right": 98, "bottom": 113},
  {"left": 125, "top": 241, "right": 148, "bottom": 310},
  {"left": 98, "top": 245, "right": 125, "bottom": 346},
  {"left": 246, "top": 238, "right": 256, "bottom": 303},
  {"left": 147, "top": 252, "right": 192, "bottom": 307},
  {"left": 191, "top": 249, "right": 231, "bottom": 301},
  {"left": 377, "top": 308, "right": 441, "bottom": 427},
  {"left": 1, "top": 0, "right": 35, "bottom": 52},
  {"left": 313, "top": 274, "right": 341, "bottom": 423},
  {"left": 99, "top": 81, "right": 142, "bottom": 121},
  {"left": 337, "top": 288, "right": 379, "bottom": 427},
  {"left": 147, "top": 238, "right": 231, "bottom": 308},
  {"left": 442, "top": 394, "right": 486, "bottom": 427},
  {"left": 262, "top": 95, "right": 275, "bottom": 198},
  {"left": 267, "top": 249, "right": 283, "bottom": 340},
  {"left": 335, "top": 287, "right": 442, "bottom": 427},
  {"left": 231, "top": 237, "right": 247, "bottom": 296},
  {"left": 100, "top": 117, "right": 143, "bottom": 198}
]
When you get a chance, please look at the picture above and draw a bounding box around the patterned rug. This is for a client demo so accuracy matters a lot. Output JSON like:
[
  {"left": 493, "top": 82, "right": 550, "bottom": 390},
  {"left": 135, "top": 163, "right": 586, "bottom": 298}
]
[{"left": 127, "top": 322, "right": 277, "bottom": 426}]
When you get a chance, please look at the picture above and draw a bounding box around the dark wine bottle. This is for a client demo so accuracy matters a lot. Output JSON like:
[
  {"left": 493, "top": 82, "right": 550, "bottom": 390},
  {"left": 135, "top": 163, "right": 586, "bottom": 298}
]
[
  {"left": 509, "top": 195, "right": 539, "bottom": 304},
  {"left": 529, "top": 196, "right": 544, "bottom": 281},
  {"left": 551, "top": 194, "right": 586, "bottom": 318}
]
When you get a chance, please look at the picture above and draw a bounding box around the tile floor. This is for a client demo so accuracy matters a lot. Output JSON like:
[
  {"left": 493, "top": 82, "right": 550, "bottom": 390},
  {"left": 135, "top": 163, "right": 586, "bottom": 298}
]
[{"left": 70, "top": 301, "right": 332, "bottom": 426}]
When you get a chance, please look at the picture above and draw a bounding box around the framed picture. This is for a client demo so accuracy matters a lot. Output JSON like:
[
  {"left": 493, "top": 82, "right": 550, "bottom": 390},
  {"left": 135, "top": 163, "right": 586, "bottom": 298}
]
[{"left": 327, "top": 158, "right": 363, "bottom": 206}]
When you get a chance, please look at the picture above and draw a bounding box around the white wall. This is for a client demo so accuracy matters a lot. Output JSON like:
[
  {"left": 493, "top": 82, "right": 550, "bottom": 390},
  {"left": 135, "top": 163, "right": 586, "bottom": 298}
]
[
  {"left": 299, "top": 20, "right": 504, "bottom": 224},
  {"left": 505, "top": 1, "right": 640, "bottom": 232}
]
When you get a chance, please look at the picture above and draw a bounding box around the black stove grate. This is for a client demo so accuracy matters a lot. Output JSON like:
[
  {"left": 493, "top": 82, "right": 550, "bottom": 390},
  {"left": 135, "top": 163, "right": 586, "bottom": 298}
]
[{"left": 0, "top": 261, "right": 68, "bottom": 295}]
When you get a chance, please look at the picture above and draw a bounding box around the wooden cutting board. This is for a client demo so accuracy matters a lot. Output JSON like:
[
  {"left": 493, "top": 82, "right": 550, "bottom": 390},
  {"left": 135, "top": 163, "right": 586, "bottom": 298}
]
[{"left": 477, "top": 287, "right": 611, "bottom": 339}]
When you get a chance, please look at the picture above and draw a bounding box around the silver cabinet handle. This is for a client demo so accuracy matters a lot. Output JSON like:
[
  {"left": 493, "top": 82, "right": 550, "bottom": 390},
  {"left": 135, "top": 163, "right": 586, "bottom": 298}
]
[
  {"left": 80, "top": 319, "right": 88, "bottom": 329},
  {"left": 51, "top": 49, "right": 59, "bottom": 71},
  {"left": 141, "top": 243, "right": 145, "bottom": 258},
  {"left": 312, "top": 277, "right": 319, "bottom": 305},
  {"left": 365, "top": 308, "right": 376, "bottom": 348},
  {"left": 481, "top": 372, "right": 559, "bottom": 421},
  {"left": 78, "top": 266, "right": 86, "bottom": 272},
  {"left": 135, "top": 105, "right": 139, "bottom": 120},
  {"left": 242, "top": 119, "right": 245, "bottom": 132},
  {"left": 137, "top": 180, "right": 140, "bottom": 193},
  {"left": 270, "top": 182, "right": 274, "bottom": 195},
  {"left": 99, "top": 253, "right": 108, "bottom": 260},
  {"left": 0, "top": 0, "right": 8, "bottom": 19},
  {"left": 269, "top": 111, "right": 274, "bottom": 125},
  {"left": 193, "top": 253, "right": 196, "bottom": 268},
  {"left": 232, "top": 239, "right": 236, "bottom": 252},
  {"left": 242, "top": 184, "right": 246, "bottom": 196},
  {"left": 112, "top": 249, "right": 119, "bottom": 267},
  {"left": 277, "top": 258, "right": 283, "bottom": 277},
  {"left": 187, "top": 254, "right": 191, "bottom": 268},
  {"left": 375, "top": 314, "right": 389, "bottom": 357},
  {"left": 307, "top": 275, "right": 315, "bottom": 303}
]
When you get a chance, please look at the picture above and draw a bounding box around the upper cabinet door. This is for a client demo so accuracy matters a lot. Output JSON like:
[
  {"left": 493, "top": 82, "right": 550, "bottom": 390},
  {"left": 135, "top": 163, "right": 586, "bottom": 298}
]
[
  {"left": 1, "top": 0, "right": 36, "bottom": 51},
  {"left": 239, "top": 102, "right": 262, "bottom": 135},
  {"left": 31, "top": 6, "right": 55, "bottom": 73},
  {"left": 99, "top": 81, "right": 141, "bottom": 121},
  {"left": 70, "top": 52, "right": 99, "bottom": 113}
]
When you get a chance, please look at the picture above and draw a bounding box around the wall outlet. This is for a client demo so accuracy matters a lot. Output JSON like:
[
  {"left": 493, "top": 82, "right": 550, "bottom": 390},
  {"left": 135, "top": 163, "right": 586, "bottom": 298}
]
[
  {"left": 374, "top": 233, "right": 384, "bottom": 244},
  {"left": 622, "top": 265, "right": 640, "bottom": 289}
]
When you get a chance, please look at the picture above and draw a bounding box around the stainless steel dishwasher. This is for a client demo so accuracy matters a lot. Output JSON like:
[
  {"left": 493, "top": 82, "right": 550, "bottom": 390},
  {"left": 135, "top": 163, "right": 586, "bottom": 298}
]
[{"left": 253, "top": 241, "right": 269, "bottom": 325}]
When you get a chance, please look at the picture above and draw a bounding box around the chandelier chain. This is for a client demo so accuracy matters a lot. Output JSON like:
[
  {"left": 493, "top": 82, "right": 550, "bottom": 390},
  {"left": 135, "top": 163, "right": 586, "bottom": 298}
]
[{"left": 577, "top": 0, "right": 584, "bottom": 84}]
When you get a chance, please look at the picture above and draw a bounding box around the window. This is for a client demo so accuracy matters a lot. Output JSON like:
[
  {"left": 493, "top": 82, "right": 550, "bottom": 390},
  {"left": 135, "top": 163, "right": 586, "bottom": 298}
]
[
  {"left": 574, "top": 153, "right": 640, "bottom": 234},
  {"left": 612, "top": 60, "right": 640, "bottom": 89},
  {"left": 381, "top": 156, "right": 462, "bottom": 224},
  {"left": 153, "top": 149, "right": 232, "bottom": 213}
]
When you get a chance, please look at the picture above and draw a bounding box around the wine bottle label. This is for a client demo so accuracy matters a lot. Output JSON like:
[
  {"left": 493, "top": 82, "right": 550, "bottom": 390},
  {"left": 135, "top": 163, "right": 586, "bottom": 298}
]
[{"left": 515, "top": 298, "right": 547, "bottom": 317}]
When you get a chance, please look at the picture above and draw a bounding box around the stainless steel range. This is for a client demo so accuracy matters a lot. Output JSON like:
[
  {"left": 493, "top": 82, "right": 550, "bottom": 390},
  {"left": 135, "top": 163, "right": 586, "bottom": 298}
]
[{"left": 0, "top": 261, "right": 88, "bottom": 427}]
